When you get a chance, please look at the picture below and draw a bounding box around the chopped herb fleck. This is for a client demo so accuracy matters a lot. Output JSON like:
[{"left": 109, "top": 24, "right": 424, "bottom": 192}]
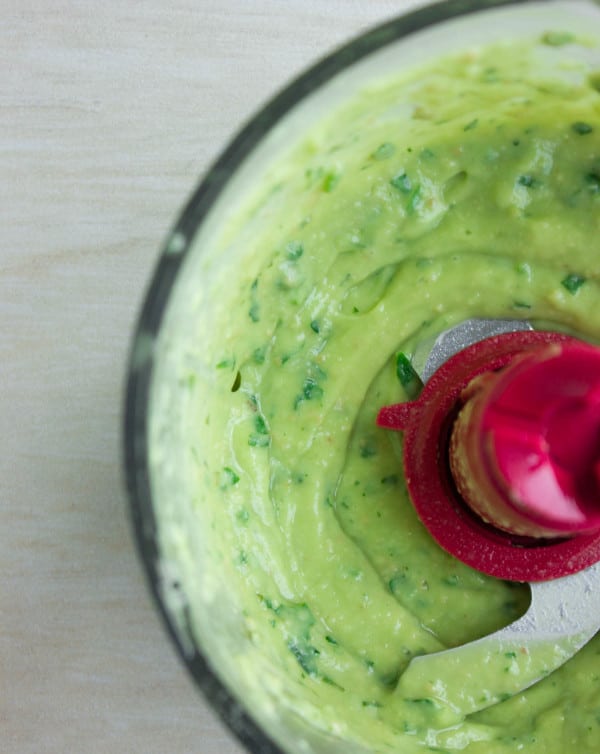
[
  {"left": 359, "top": 438, "right": 378, "bottom": 458},
  {"left": 286, "top": 240, "right": 304, "bottom": 260},
  {"left": 288, "top": 640, "right": 320, "bottom": 676},
  {"left": 372, "top": 142, "right": 396, "bottom": 160},
  {"left": 513, "top": 300, "right": 532, "bottom": 310},
  {"left": 248, "top": 434, "right": 270, "bottom": 448},
  {"left": 517, "top": 174, "right": 537, "bottom": 188},
  {"left": 406, "top": 185, "right": 422, "bottom": 214},
  {"left": 381, "top": 474, "right": 399, "bottom": 486},
  {"left": 322, "top": 676, "right": 344, "bottom": 690},
  {"left": 586, "top": 172, "right": 600, "bottom": 193},
  {"left": 322, "top": 171, "right": 340, "bottom": 192},
  {"left": 230, "top": 371, "right": 241, "bottom": 392},
  {"left": 464, "top": 118, "right": 479, "bottom": 131},
  {"left": 303, "top": 377, "right": 323, "bottom": 401},
  {"left": 249, "top": 302, "right": 260, "bottom": 322},
  {"left": 325, "top": 635, "right": 338, "bottom": 645},
  {"left": 252, "top": 346, "right": 266, "bottom": 364},
  {"left": 310, "top": 320, "right": 320, "bottom": 334},
  {"left": 396, "top": 352, "right": 423, "bottom": 400},
  {"left": 216, "top": 358, "right": 235, "bottom": 369},
  {"left": 391, "top": 172, "right": 412, "bottom": 193},
  {"left": 572, "top": 121, "right": 594, "bottom": 135},
  {"left": 236, "top": 509, "right": 249, "bottom": 524},
  {"left": 249, "top": 414, "right": 270, "bottom": 447},
  {"left": 561, "top": 273, "right": 586, "bottom": 294},
  {"left": 254, "top": 415, "right": 269, "bottom": 435},
  {"left": 220, "top": 466, "right": 240, "bottom": 489},
  {"left": 389, "top": 574, "right": 407, "bottom": 594},
  {"left": 541, "top": 31, "right": 575, "bottom": 46}
]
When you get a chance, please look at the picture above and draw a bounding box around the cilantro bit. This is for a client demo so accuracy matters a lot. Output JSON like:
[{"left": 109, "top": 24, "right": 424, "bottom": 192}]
[
  {"left": 464, "top": 118, "right": 479, "bottom": 132},
  {"left": 322, "top": 171, "right": 340, "bottom": 192},
  {"left": 391, "top": 172, "right": 412, "bottom": 193},
  {"left": 220, "top": 467, "right": 240, "bottom": 489},
  {"left": 230, "top": 371, "right": 241, "bottom": 392},
  {"left": 395, "top": 352, "right": 423, "bottom": 400},
  {"left": 572, "top": 121, "right": 593, "bottom": 135},
  {"left": 541, "top": 31, "right": 575, "bottom": 47},
  {"left": 286, "top": 240, "right": 304, "bottom": 260},
  {"left": 372, "top": 142, "right": 396, "bottom": 160},
  {"left": 517, "top": 174, "right": 537, "bottom": 188},
  {"left": 248, "top": 414, "right": 270, "bottom": 447},
  {"left": 561, "top": 273, "right": 586, "bottom": 294},
  {"left": 586, "top": 173, "right": 600, "bottom": 193},
  {"left": 302, "top": 377, "right": 323, "bottom": 401}
]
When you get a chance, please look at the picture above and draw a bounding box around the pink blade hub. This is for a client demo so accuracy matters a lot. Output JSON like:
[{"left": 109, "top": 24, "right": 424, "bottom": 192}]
[
  {"left": 451, "top": 342, "right": 600, "bottom": 539},
  {"left": 377, "top": 331, "right": 600, "bottom": 581}
]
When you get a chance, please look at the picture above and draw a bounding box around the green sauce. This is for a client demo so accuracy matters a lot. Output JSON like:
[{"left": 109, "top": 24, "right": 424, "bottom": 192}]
[{"left": 151, "top": 34, "right": 600, "bottom": 753}]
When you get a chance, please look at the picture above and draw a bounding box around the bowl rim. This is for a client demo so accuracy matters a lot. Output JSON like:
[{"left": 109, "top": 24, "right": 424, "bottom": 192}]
[{"left": 123, "top": 0, "right": 558, "bottom": 751}]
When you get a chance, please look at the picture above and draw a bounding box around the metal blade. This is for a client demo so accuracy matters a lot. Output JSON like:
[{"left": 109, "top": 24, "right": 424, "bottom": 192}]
[{"left": 398, "top": 318, "right": 600, "bottom": 716}]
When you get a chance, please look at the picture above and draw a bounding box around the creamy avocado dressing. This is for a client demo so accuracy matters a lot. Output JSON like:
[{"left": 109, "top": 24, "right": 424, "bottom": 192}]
[{"left": 150, "top": 34, "right": 600, "bottom": 753}]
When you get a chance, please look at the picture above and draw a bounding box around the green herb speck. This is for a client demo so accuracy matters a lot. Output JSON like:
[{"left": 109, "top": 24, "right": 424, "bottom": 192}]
[
  {"left": 586, "top": 172, "right": 600, "bottom": 193},
  {"left": 286, "top": 240, "right": 304, "bottom": 260},
  {"left": 389, "top": 574, "right": 407, "bottom": 594},
  {"left": 443, "top": 574, "right": 459, "bottom": 587},
  {"left": 372, "top": 142, "right": 396, "bottom": 160},
  {"left": 310, "top": 320, "right": 320, "bottom": 334},
  {"left": 464, "top": 118, "right": 479, "bottom": 131},
  {"left": 572, "top": 121, "right": 594, "bottom": 135},
  {"left": 220, "top": 466, "right": 240, "bottom": 488},
  {"left": 322, "top": 171, "right": 340, "bottom": 192},
  {"left": 236, "top": 509, "right": 249, "bottom": 525},
  {"left": 391, "top": 172, "right": 412, "bottom": 193},
  {"left": 396, "top": 352, "right": 423, "bottom": 399},
  {"left": 359, "top": 438, "right": 378, "bottom": 458},
  {"left": 231, "top": 371, "right": 241, "bottom": 392},
  {"left": 248, "top": 434, "right": 270, "bottom": 448},
  {"left": 254, "top": 415, "right": 269, "bottom": 434},
  {"left": 249, "top": 302, "right": 260, "bottom": 322},
  {"left": 517, "top": 174, "right": 537, "bottom": 188},
  {"left": 288, "top": 640, "right": 320, "bottom": 676},
  {"left": 303, "top": 377, "right": 323, "bottom": 401},
  {"left": 541, "top": 31, "right": 575, "bottom": 47},
  {"left": 561, "top": 273, "right": 586, "bottom": 294}
]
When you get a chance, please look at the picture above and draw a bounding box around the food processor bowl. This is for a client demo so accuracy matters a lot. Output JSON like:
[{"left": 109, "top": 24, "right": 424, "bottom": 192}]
[{"left": 124, "top": 1, "right": 600, "bottom": 752}]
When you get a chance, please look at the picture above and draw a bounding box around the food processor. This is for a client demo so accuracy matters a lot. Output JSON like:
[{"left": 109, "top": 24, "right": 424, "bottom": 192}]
[{"left": 124, "top": 1, "right": 600, "bottom": 752}]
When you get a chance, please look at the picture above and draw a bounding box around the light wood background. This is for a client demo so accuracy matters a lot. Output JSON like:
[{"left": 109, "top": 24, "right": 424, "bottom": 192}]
[{"left": 2, "top": 2, "right": 427, "bottom": 752}]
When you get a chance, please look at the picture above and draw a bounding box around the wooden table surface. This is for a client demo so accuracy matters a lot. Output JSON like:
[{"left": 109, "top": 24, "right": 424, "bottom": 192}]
[{"left": 1, "top": 2, "right": 428, "bottom": 752}]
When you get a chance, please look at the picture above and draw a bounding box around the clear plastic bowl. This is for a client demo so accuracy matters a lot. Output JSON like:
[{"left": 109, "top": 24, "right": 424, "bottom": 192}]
[{"left": 124, "top": 1, "right": 600, "bottom": 752}]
